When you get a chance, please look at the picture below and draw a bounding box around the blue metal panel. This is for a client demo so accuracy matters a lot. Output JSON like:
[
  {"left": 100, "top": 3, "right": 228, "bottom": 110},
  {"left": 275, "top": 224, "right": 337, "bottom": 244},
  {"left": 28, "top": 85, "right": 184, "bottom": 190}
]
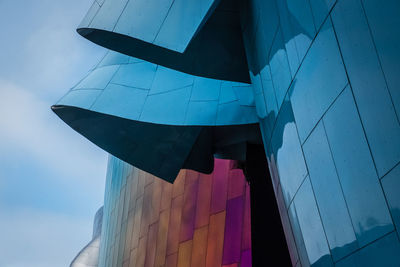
[
  {"left": 293, "top": 177, "right": 333, "bottom": 267},
  {"left": 270, "top": 98, "right": 308, "bottom": 207},
  {"left": 57, "top": 51, "right": 257, "bottom": 127},
  {"left": 77, "top": 0, "right": 250, "bottom": 82},
  {"left": 286, "top": 0, "right": 316, "bottom": 61},
  {"left": 332, "top": 0, "right": 400, "bottom": 177},
  {"left": 53, "top": 51, "right": 260, "bottom": 182},
  {"left": 269, "top": 28, "right": 292, "bottom": 109},
  {"left": 309, "top": 0, "right": 335, "bottom": 31},
  {"left": 362, "top": 0, "right": 400, "bottom": 117},
  {"left": 336, "top": 232, "right": 400, "bottom": 267},
  {"left": 382, "top": 164, "right": 400, "bottom": 233},
  {"left": 303, "top": 122, "right": 357, "bottom": 261},
  {"left": 290, "top": 19, "right": 347, "bottom": 143},
  {"left": 323, "top": 87, "right": 393, "bottom": 247},
  {"left": 81, "top": 0, "right": 216, "bottom": 53}
]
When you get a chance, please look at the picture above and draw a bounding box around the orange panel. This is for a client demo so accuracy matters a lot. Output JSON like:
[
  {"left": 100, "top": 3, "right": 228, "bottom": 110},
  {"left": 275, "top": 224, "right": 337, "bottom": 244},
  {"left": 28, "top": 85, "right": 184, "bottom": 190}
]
[
  {"left": 194, "top": 174, "right": 213, "bottom": 228},
  {"left": 205, "top": 211, "right": 226, "bottom": 267},
  {"left": 123, "top": 209, "right": 135, "bottom": 261},
  {"left": 136, "top": 236, "right": 148, "bottom": 267},
  {"left": 165, "top": 253, "right": 178, "bottom": 267},
  {"left": 130, "top": 196, "right": 143, "bottom": 250},
  {"left": 155, "top": 209, "right": 171, "bottom": 266},
  {"left": 140, "top": 183, "right": 153, "bottom": 237},
  {"left": 144, "top": 222, "right": 158, "bottom": 267},
  {"left": 190, "top": 226, "right": 209, "bottom": 267},
  {"left": 166, "top": 195, "right": 184, "bottom": 255},
  {"left": 177, "top": 240, "right": 193, "bottom": 267},
  {"left": 151, "top": 178, "right": 162, "bottom": 224},
  {"left": 172, "top": 170, "right": 186, "bottom": 197},
  {"left": 160, "top": 182, "right": 173, "bottom": 211}
]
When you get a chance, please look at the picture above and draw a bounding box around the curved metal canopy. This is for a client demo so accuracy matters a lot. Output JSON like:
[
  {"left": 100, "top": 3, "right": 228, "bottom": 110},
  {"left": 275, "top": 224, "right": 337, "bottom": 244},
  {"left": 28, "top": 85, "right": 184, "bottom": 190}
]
[
  {"left": 53, "top": 0, "right": 260, "bottom": 182},
  {"left": 77, "top": 0, "right": 250, "bottom": 82}
]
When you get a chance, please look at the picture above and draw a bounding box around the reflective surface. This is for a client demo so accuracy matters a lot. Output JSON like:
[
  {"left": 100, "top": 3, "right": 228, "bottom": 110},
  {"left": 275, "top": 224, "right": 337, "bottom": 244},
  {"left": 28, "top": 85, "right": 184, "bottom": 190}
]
[
  {"left": 53, "top": 0, "right": 400, "bottom": 265},
  {"left": 77, "top": 0, "right": 250, "bottom": 82},
  {"left": 53, "top": 50, "right": 260, "bottom": 182},
  {"left": 242, "top": 0, "right": 400, "bottom": 265}
]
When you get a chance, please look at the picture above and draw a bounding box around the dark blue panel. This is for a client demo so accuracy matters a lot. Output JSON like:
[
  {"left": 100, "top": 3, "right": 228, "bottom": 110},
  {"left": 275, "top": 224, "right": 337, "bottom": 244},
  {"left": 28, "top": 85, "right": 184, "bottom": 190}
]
[
  {"left": 275, "top": 0, "right": 301, "bottom": 76},
  {"left": 309, "top": 0, "right": 335, "bottom": 31},
  {"left": 286, "top": 0, "right": 316, "bottom": 61},
  {"left": 290, "top": 19, "right": 347, "bottom": 143},
  {"left": 303, "top": 122, "right": 357, "bottom": 261},
  {"left": 78, "top": 0, "right": 250, "bottom": 83},
  {"left": 361, "top": 0, "right": 400, "bottom": 117},
  {"left": 269, "top": 28, "right": 292, "bottom": 109},
  {"left": 288, "top": 198, "right": 311, "bottom": 267},
  {"left": 293, "top": 177, "right": 333, "bottom": 267},
  {"left": 336, "top": 232, "right": 400, "bottom": 267},
  {"left": 332, "top": 0, "right": 400, "bottom": 177},
  {"left": 382, "top": 164, "right": 400, "bottom": 233},
  {"left": 83, "top": 0, "right": 216, "bottom": 53},
  {"left": 323, "top": 87, "right": 393, "bottom": 247}
]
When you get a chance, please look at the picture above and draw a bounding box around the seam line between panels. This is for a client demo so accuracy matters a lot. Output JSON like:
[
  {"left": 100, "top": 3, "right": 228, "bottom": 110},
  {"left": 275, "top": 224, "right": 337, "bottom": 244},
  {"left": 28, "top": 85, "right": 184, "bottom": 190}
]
[
  {"left": 300, "top": 84, "right": 347, "bottom": 146},
  {"left": 264, "top": 1, "right": 338, "bottom": 147},
  {"left": 88, "top": 65, "right": 122, "bottom": 110},
  {"left": 152, "top": 0, "right": 176, "bottom": 43},
  {"left": 321, "top": 118, "right": 360, "bottom": 261},
  {"left": 138, "top": 65, "right": 159, "bottom": 120},
  {"left": 111, "top": 0, "right": 131, "bottom": 32},
  {"left": 330, "top": 14, "right": 397, "bottom": 235}
]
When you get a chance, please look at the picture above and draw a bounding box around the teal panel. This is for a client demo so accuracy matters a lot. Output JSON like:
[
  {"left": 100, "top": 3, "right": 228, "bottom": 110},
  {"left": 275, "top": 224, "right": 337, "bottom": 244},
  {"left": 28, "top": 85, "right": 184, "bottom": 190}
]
[{"left": 323, "top": 88, "right": 393, "bottom": 247}]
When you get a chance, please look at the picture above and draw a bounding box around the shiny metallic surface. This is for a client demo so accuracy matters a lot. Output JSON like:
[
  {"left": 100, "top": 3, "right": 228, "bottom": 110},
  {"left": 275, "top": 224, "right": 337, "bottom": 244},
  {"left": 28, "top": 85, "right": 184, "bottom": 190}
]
[{"left": 53, "top": 0, "right": 400, "bottom": 265}]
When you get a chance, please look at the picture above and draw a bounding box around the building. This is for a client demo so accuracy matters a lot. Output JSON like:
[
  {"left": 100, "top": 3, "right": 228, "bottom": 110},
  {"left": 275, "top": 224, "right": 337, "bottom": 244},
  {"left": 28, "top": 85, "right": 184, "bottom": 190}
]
[{"left": 55, "top": 0, "right": 400, "bottom": 266}]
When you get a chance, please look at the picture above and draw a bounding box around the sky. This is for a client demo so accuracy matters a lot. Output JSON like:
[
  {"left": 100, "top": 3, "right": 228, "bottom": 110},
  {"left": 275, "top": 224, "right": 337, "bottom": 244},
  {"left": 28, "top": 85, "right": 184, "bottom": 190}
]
[{"left": 0, "top": 0, "right": 109, "bottom": 266}]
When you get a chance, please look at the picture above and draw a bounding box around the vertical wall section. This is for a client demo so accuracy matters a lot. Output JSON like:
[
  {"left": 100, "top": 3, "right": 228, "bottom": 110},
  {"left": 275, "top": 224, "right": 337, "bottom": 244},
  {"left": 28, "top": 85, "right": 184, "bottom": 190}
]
[
  {"left": 241, "top": 0, "right": 400, "bottom": 266},
  {"left": 98, "top": 156, "right": 252, "bottom": 267}
]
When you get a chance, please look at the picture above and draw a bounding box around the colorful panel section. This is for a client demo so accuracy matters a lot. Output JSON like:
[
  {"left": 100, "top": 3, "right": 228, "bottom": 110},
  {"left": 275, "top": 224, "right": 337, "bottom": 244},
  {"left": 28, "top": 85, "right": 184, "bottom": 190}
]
[{"left": 98, "top": 156, "right": 251, "bottom": 267}]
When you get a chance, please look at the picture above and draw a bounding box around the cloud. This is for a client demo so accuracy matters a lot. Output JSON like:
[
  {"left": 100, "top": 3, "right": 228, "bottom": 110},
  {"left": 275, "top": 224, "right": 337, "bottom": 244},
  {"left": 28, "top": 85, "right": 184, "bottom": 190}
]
[
  {"left": 0, "top": 208, "right": 95, "bottom": 267},
  {"left": 0, "top": 79, "right": 107, "bottom": 190},
  {"left": 0, "top": 1, "right": 110, "bottom": 266}
]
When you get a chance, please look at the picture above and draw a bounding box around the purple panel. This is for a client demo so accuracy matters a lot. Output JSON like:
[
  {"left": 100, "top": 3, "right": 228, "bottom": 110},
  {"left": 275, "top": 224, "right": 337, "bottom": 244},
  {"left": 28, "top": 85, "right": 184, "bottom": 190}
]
[
  {"left": 242, "top": 184, "right": 252, "bottom": 251},
  {"left": 222, "top": 196, "right": 244, "bottom": 264},
  {"left": 240, "top": 249, "right": 252, "bottom": 267}
]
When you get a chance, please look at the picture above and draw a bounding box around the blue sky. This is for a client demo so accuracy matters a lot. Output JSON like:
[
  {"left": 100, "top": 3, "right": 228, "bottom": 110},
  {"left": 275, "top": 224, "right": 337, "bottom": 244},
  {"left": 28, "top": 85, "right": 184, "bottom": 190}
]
[{"left": 0, "top": 0, "right": 108, "bottom": 266}]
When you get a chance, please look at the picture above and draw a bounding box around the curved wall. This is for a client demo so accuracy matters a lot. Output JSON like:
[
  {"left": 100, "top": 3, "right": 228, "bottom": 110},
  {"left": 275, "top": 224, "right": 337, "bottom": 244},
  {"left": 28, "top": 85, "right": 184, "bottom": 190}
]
[
  {"left": 242, "top": 0, "right": 400, "bottom": 266},
  {"left": 99, "top": 156, "right": 251, "bottom": 267}
]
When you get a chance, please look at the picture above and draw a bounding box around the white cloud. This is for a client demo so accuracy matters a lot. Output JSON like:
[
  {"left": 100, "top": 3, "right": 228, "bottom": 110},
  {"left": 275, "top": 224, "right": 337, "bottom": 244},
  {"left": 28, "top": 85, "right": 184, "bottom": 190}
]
[
  {"left": 0, "top": 80, "right": 107, "bottom": 190},
  {"left": 0, "top": 208, "right": 95, "bottom": 267}
]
